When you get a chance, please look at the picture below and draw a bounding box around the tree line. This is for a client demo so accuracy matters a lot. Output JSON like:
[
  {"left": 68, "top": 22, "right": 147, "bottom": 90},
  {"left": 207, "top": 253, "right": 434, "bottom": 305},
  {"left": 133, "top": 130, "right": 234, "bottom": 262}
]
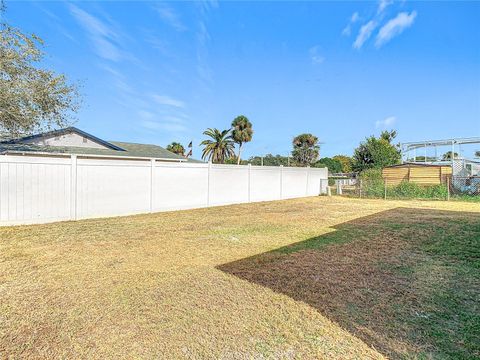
[{"left": 167, "top": 127, "right": 403, "bottom": 173}]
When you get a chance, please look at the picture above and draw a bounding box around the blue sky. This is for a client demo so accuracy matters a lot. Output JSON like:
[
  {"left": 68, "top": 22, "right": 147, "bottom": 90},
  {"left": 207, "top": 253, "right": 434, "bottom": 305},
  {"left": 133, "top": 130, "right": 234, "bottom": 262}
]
[{"left": 6, "top": 0, "right": 480, "bottom": 159}]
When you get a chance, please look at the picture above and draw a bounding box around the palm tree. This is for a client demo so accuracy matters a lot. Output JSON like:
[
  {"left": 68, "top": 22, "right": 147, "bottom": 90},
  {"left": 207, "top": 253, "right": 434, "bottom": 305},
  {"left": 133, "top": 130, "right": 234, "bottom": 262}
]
[
  {"left": 200, "top": 128, "right": 235, "bottom": 163},
  {"left": 292, "top": 133, "right": 320, "bottom": 166},
  {"left": 166, "top": 142, "right": 185, "bottom": 156},
  {"left": 231, "top": 115, "right": 253, "bottom": 165},
  {"left": 442, "top": 151, "right": 459, "bottom": 160}
]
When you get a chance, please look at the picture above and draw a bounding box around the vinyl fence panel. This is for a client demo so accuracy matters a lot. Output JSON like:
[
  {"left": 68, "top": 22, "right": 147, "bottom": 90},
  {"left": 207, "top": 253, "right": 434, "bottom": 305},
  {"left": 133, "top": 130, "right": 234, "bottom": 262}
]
[
  {"left": 281, "top": 167, "right": 309, "bottom": 199},
  {"left": 0, "top": 154, "right": 328, "bottom": 226},
  {"left": 153, "top": 162, "right": 209, "bottom": 211},
  {"left": 250, "top": 166, "right": 282, "bottom": 202},
  {"left": 76, "top": 158, "right": 151, "bottom": 219},
  {"left": 0, "top": 155, "right": 72, "bottom": 225},
  {"left": 209, "top": 164, "right": 250, "bottom": 206},
  {"left": 307, "top": 168, "right": 329, "bottom": 196}
]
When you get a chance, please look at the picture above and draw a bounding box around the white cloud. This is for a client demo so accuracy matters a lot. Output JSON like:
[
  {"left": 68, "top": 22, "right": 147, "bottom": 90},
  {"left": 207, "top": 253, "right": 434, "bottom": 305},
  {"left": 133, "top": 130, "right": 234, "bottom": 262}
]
[
  {"left": 376, "top": 116, "right": 396, "bottom": 128},
  {"left": 309, "top": 46, "right": 325, "bottom": 65},
  {"left": 377, "top": 0, "right": 393, "bottom": 14},
  {"left": 151, "top": 95, "right": 185, "bottom": 108},
  {"left": 139, "top": 109, "right": 188, "bottom": 133},
  {"left": 342, "top": 12, "right": 360, "bottom": 36},
  {"left": 163, "top": 115, "right": 186, "bottom": 124},
  {"left": 353, "top": 20, "right": 377, "bottom": 49},
  {"left": 141, "top": 120, "right": 187, "bottom": 133},
  {"left": 69, "top": 4, "right": 122, "bottom": 61},
  {"left": 375, "top": 11, "right": 417, "bottom": 47},
  {"left": 138, "top": 110, "right": 155, "bottom": 119},
  {"left": 154, "top": 3, "right": 187, "bottom": 32}
]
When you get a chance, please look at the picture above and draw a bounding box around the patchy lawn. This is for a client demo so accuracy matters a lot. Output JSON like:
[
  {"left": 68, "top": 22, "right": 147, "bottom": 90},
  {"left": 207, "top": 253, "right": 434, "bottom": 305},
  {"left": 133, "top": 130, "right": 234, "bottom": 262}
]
[{"left": 1, "top": 197, "right": 479, "bottom": 359}]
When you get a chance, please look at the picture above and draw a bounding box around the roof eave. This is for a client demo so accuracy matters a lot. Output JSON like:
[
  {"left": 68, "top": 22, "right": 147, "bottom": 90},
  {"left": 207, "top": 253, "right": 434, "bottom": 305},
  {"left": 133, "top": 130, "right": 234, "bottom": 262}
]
[{"left": 0, "top": 150, "right": 189, "bottom": 162}]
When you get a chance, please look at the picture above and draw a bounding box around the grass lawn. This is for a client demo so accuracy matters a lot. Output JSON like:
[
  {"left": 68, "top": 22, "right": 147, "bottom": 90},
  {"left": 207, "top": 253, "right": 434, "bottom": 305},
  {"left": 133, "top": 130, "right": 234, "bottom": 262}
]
[{"left": 1, "top": 197, "right": 479, "bottom": 359}]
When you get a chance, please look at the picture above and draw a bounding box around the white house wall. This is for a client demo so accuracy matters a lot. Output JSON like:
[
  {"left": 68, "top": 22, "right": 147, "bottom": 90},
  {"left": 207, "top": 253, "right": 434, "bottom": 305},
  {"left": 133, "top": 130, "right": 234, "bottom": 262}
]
[
  {"left": 22, "top": 132, "right": 109, "bottom": 149},
  {"left": 0, "top": 155, "right": 328, "bottom": 226}
]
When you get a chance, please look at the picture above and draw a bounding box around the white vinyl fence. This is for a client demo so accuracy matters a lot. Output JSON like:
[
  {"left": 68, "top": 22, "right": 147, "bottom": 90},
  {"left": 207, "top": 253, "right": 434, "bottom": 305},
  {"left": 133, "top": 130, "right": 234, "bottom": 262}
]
[{"left": 0, "top": 154, "right": 328, "bottom": 226}]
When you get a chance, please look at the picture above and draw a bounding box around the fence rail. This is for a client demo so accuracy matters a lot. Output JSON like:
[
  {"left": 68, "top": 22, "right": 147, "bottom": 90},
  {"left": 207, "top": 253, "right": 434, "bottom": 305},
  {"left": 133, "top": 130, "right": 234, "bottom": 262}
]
[{"left": 0, "top": 154, "right": 328, "bottom": 226}]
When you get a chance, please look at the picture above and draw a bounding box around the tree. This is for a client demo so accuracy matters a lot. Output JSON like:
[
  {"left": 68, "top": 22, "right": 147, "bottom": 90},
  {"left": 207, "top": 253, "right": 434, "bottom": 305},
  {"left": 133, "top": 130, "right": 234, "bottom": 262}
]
[
  {"left": 442, "top": 151, "right": 459, "bottom": 160},
  {"left": 247, "top": 154, "right": 290, "bottom": 166},
  {"left": 291, "top": 133, "right": 319, "bottom": 166},
  {"left": 231, "top": 115, "right": 253, "bottom": 165},
  {"left": 332, "top": 155, "right": 353, "bottom": 173},
  {"left": 313, "top": 157, "right": 342, "bottom": 173},
  {"left": 166, "top": 142, "right": 185, "bottom": 156},
  {"left": 352, "top": 133, "right": 401, "bottom": 172},
  {"left": 380, "top": 130, "right": 397, "bottom": 143},
  {"left": 200, "top": 128, "right": 235, "bottom": 163},
  {"left": 409, "top": 155, "right": 437, "bottom": 162},
  {"left": 0, "top": 5, "right": 80, "bottom": 138}
]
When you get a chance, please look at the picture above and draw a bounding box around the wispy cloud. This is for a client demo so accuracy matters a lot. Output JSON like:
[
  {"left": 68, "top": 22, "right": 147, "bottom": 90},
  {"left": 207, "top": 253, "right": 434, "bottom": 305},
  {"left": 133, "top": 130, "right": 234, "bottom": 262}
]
[
  {"left": 308, "top": 46, "right": 325, "bottom": 65},
  {"left": 139, "top": 110, "right": 188, "bottom": 133},
  {"left": 143, "top": 32, "right": 170, "bottom": 56},
  {"left": 37, "top": 5, "right": 77, "bottom": 43},
  {"left": 376, "top": 116, "right": 396, "bottom": 128},
  {"left": 194, "top": 1, "right": 218, "bottom": 90},
  {"left": 154, "top": 2, "right": 187, "bottom": 32},
  {"left": 196, "top": 20, "right": 213, "bottom": 85},
  {"left": 69, "top": 4, "right": 123, "bottom": 61},
  {"left": 342, "top": 12, "right": 359, "bottom": 36},
  {"left": 353, "top": 20, "right": 377, "bottom": 49},
  {"left": 151, "top": 94, "right": 186, "bottom": 108},
  {"left": 375, "top": 11, "right": 417, "bottom": 47},
  {"left": 377, "top": 0, "right": 393, "bottom": 14}
]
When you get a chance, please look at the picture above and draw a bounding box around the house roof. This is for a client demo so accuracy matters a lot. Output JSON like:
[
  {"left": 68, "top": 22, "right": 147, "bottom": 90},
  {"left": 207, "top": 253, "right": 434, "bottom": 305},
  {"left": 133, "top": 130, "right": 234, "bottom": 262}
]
[
  {"left": 1, "top": 127, "right": 125, "bottom": 151},
  {"left": 0, "top": 128, "right": 202, "bottom": 162}
]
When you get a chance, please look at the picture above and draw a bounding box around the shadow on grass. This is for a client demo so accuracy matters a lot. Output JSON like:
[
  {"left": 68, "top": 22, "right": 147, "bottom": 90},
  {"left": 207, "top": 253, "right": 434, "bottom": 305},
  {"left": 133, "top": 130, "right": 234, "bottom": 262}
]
[{"left": 217, "top": 207, "right": 480, "bottom": 359}]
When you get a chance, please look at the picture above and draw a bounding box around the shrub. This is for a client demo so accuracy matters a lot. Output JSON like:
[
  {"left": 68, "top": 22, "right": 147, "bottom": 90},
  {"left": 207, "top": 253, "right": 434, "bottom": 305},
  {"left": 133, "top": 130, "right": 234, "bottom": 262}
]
[{"left": 359, "top": 169, "right": 385, "bottom": 198}]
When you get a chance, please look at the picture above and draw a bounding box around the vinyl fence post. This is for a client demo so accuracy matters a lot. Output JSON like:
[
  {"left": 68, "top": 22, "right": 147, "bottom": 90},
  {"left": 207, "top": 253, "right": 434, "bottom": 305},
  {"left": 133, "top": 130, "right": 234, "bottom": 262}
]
[
  {"left": 447, "top": 176, "right": 450, "bottom": 201},
  {"left": 248, "top": 163, "right": 252, "bottom": 203},
  {"left": 207, "top": 161, "right": 212, "bottom": 207},
  {"left": 384, "top": 178, "right": 387, "bottom": 200},
  {"left": 337, "top": 181, "right": 342, "bottom": 195},
  {"left": 70, "top": 155, "right": 77, "bottom": 220},
  {"left": 305, "top": 166, "right": 310, "bottom": 196},
  {"left": 150, "top": 159, "right": 155, "bottom": 213},
  {"left": 279, "top": 165, "right": 283, "bottom": 200},
  {"left": 359, "top": 179, "right": 362, "bottom": 198}
]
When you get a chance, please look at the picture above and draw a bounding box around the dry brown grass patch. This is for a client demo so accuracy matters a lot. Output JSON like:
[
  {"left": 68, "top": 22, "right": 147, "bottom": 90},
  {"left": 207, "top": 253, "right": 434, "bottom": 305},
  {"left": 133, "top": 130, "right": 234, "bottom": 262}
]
[{"left": 1, "top": 197, "right": 479, "bottom": 359}]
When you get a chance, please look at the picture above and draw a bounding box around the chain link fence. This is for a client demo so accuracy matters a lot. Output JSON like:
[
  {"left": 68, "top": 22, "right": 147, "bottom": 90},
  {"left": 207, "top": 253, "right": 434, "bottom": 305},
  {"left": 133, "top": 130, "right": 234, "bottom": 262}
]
[
  {"left": 333, "top": 176, "right": 480, "bottom": 201},
  {"left": 450, "top": 176, "right": 480, "bottom": 197}
]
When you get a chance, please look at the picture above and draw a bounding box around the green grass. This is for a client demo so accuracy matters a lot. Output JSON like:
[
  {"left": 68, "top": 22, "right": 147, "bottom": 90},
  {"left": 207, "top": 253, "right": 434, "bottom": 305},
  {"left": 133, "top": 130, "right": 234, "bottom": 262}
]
[{"left": 222, "top": 206, "right": 480, "bottom": 359}]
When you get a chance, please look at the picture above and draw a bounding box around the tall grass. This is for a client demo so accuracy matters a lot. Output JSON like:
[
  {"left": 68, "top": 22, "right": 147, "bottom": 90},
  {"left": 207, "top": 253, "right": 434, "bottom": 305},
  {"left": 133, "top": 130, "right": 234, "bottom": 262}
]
[{"left": 359, "top": 169, "right": 449, "bottom": 200}]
